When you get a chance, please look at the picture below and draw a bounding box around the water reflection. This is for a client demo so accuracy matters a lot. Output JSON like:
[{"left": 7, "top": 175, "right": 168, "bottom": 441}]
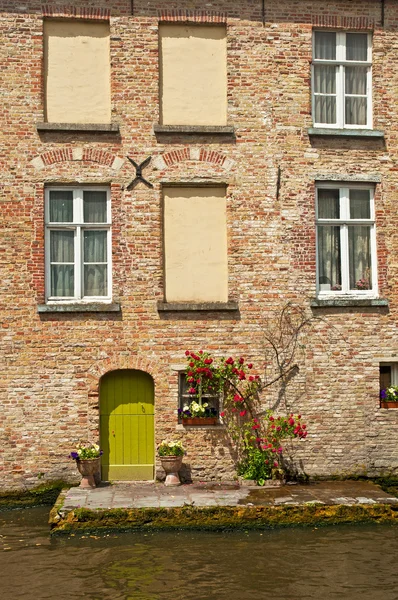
[{"left": 1, "top": 507, "right": 397, "bottom": 600}]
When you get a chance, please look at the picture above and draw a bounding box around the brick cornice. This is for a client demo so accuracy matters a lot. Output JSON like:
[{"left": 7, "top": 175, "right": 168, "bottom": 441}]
[
  {"left": 42, "top": 5, "right": 111, "bottom": 19},
  {"left": 312, "top": 15, "right": 374, "bottom": 30},
  {"left": 158, "top": 9, "right": 227, "bottom": 23}
]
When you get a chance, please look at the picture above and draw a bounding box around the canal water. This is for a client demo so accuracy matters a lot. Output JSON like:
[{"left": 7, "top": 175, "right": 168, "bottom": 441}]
[{"left": 1, "top": 507, "right": 397, "bottom": 600}]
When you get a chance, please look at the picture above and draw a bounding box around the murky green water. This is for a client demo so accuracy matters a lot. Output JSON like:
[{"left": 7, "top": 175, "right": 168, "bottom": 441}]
[{"left": 1, "top": 507, "right": 397, "bottom": 600}]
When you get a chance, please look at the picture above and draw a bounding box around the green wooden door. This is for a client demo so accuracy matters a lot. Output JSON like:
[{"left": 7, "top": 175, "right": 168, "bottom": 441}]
[{"left": 100, "top": 370, "right": 155, "bottom": 481}]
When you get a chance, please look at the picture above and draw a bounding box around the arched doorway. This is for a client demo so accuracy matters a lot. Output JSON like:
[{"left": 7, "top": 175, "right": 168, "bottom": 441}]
[{"left": 100, "top": 369, "right": 155, "bottom": 480}]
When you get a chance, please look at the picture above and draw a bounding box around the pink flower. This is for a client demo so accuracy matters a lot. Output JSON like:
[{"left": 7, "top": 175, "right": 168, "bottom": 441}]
[
  {"left": 273, "top": 461, "right": 279, "bottom": 467},
  {"left": 188, "top": 387, "right": 196, "bottom": 394}
]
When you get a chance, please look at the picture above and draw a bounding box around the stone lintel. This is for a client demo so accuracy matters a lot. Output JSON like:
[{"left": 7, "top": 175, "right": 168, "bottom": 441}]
[
  {"left": 157, "top": 301, "right": 239, "bottom": 312},
  {"left": 154, "top": 124, "right": 235, "bottom": 135},
  {"left": 38, "top": 303, "right": 121, "bottom": 313},
  {"left": 308, "top": 128, "right": 385, "bottom": 138},
  {"left": 36, "top": 122, "right": 120, "bottom": 133},
  {"left": 311, "top": 298, "right": 389, "bottom": 308}
]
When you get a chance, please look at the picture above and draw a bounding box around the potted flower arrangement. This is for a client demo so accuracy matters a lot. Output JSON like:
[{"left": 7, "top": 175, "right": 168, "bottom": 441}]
[
  {"left": 178, "top": 401, "right": 218, "bottom": 426},
  {"left": 380, "top": 386, "right": 398, "bottom": 409},
  {"left": 158, "top": 440, "right": 185, "bottom": 486},
  {"left": 70, "top": 441, "right": 103, "bottom": 488}
]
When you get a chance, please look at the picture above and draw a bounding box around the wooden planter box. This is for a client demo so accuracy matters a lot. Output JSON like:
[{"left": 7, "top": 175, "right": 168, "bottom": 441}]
[
  {"left": 380, "top": 401, "right": 398, "bottom": 409},
  {"left": 182, "top": 417, "right": 218, "bottom": 426}
]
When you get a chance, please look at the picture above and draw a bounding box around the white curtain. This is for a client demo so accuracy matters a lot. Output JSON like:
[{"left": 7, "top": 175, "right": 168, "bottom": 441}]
[
  {"left": 84, "top": 230, "right": 107, "bottom": 296},
  {"left": 49, "top": 190, "right": 73, "bottom": 223},
  {"left": 50, "top": 230, "right": 74, "bottom": 297},
  {"left": 317, "top": 189, "right": 341, "bottom": 289},
  {"left": 348, "top": 190, "right": 371, "bottom": 290},
  {"left": 83, "top": 190, "right": 107, "bottom": 223}
]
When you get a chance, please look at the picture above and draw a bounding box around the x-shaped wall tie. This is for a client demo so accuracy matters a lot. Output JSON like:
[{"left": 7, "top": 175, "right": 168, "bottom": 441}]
[{"left": 126, "top": 156, "right": 153, "bottom": 189}]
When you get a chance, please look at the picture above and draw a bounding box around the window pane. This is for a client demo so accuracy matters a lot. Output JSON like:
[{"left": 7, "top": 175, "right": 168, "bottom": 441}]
[
  {"left": 49, "top": 191, "right": 73, "bottom": 223},
  {"left": 348, "top": 226, "right": 372, "bottom": 290},
  {"left": 380, "top": 365, "right": 392, "bottom": 391},
  {"left": 318, "top": 189, "right": 340, "bottom": 219},
  {"left": 83, "top": 191, "right": 107, "bottom": 223},
  {"left": 318, "top": 226, "right": 341, "bottom": 290},
  {"left": 314, "top": 65, "right": 336, "bottom": 94},
  {"left": 51, "top": 265, "right": 74, "bottom": 297},
  {"left": 315, "top": 96, "right": 336, "bottom": 125},
  {"left": 345, "top": 97, "right": 367, "bottom": 125},
  {"left": 84, "top": 265, "right": 107, "bottom": 296},
  {"left": 50, "top": 230, "right": 74, "bottom": 262},
  {"left": 314, "top": 32, "right": 336, "bottom": 60},
  {"left": 350, "top": 189, "right": 371, "bottom": 219},
  {"left": 346, "top": 33, "right": 368, "bottom": 61},
  {"left": 345, "top": 66, "right": 367, "bottom": 95},
  {"left": 84, "top": 231, "right": 107, "bottom": 262}
]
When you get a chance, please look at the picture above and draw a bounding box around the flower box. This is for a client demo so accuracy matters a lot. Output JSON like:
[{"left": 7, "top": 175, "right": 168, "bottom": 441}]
[
  {"left": 380, "top": 401, "right": 398, "bottom": 409},
  {"left": 182, "top": 417, "right": 218, "bottom": 426}
]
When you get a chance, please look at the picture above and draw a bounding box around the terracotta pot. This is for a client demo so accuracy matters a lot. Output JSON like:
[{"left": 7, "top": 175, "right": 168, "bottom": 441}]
[
  {"left": 182, "top": 417, "right": 218, "bottom": 426},
  {"left": 380, "top": 401, "right": 398, "bottom": 409},
  {"left": 160, "top": 455, "right": 183, "bottom": 486},
  {"left": 76, "top": 458, "right": 101, "bottom": 488}
]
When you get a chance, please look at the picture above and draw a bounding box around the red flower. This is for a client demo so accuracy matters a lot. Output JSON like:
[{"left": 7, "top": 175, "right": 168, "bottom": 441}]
[
  {"left": 288, "top": 418, "right": 295, "bottom": 426},
  {"left": 252, "top": 424, "right": 260, "bottom": 430},
  {"left": 239, "top": 410, "right": 246, "bottom": 417},
  {"left": 188, "top": 387, "right": 196, "bottom": 394},
  {"left": 226, "top": 357, "right": 234, "bottom": 365},
  {"left": 220, "top": 411, "right": 226, "bottom": 417},
  {"left": 239, "top": 357, "right": 244, "bottom": 364},
  {"left": 185, "top": 350, "right": 190, "bottom": 356},
  {"left": 189, "top": 362, "right": 194, "bottom": 368},
  {"left": 248, "top": 363, "right": 253, "bottom": 369},
  {"left": 204, "top": 358, "right": 213, "bottom": 365},
  {"left": 273, "top": 461, "right": 279, "bottom": 467}
]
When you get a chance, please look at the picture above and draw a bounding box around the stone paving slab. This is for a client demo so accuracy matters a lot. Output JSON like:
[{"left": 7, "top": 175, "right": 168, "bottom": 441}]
[{"left": 60, "top": 480, "right": 398, "bottom": 515}]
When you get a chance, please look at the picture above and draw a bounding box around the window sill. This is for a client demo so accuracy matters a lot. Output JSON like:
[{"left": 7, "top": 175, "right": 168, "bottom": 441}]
[
  {"left": 38, "top": 302, "right": 121, "bottom": 313},
  {"left": 157, "top": 301, "right": 239, "bottom": 312},
  {"left": 154, "top": 124, "right": 235, "bottom": 136},
  {"left": 36, "top": 122, "right": 120, "bottom": 133},
  {"left": 311, "top": 298, "right": 389, "bottom": 308},
  {"left": 308, "top": 127, "right": 385, "bottom": 139}
]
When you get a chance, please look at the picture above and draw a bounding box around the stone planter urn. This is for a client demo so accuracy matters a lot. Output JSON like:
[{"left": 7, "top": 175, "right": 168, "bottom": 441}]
[
  {"left": 160, "top": 455, "right": 183, "bottom": 486},
  {"left": 76, "top": 458, "right": 101, "bottom": 488}
]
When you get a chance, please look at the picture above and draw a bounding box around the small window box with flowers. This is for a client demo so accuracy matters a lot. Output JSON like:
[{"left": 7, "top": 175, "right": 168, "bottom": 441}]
[
  {"left": 178, "top": 351, "right": 221, "bottom": 425},
  {"left": 380, "top": 386, "right": 398, "bottom": 409}
]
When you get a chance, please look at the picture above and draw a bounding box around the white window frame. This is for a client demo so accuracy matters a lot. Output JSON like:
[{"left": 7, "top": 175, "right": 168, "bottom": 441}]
[
  {"left": 316, "top": 183, "right": 377, "bottom": 298},
  {"left": 312, "top": 31, "right": 372, "bottom": 129},
  {"left": 45, "top": 186, "right": 112, "bottom": 303}
]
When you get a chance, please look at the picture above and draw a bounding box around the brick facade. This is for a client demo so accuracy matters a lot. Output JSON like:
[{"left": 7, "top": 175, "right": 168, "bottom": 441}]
[{"left": 1, "top": 0, "right": 398, "bottom": 491}]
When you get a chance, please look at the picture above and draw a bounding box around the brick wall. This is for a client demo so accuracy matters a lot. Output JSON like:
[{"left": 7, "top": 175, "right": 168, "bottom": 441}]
[{"left": 1, "top": 0, "right": 398, "bottom": 491}]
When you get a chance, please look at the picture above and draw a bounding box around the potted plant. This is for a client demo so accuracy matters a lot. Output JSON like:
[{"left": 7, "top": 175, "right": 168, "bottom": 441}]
[
  {"left": 380, "top": 386, "right": 398, "bottom": 409},
  {"left": 70, "top": 441, "right": 103, "bottom": 488},
  {"left": 158, "top": 440, "right": 185, "bottom": 486},
  {"left": 178, "top": 401, "right": 218, "bottom": 426}
]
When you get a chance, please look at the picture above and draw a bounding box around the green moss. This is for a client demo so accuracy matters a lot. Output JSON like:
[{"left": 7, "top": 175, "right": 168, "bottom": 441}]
[
  {"left": 51, "top": 502, "right": 398, "bottom": 535},
  {"left": 0, "top": 481, "right": 69, "bottom": 511}
]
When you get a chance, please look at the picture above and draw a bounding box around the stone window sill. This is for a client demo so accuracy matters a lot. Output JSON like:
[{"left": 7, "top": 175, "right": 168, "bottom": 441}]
[
  {"left": 308, "top": 127, "right": 385, "bottom": 139},
  {"left": 157, "top": 301, "right": 239, "bottom": 312},
  {"left": 36, "top": 122, "right": 120, "bottom": 133},
  {"left": 154, "top": 124, "right": 235, "bottom": 135},
  {"left": 311, "top": 298, "right": 389, "bottom": 308},
  {"left": 38, "top": 303, "right": 121, "bottom": 313}
]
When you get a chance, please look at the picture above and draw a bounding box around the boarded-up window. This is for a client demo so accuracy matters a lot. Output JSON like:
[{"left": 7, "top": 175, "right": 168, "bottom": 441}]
[
  {"left": 44, "top": 20, "right": 111, "bottom": 124},
  {"left": 163, "top": 187, "right": 228, "bottom": 303},
  {"left": 159, "top": 25, "right": 227, "bottom": 126}
]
